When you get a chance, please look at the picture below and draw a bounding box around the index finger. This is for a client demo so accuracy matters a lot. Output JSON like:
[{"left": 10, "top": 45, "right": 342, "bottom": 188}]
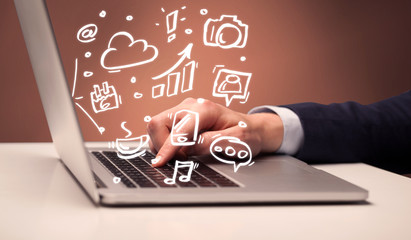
[{"left": 152, "top": 110, "right": 199, "bottom": 166}]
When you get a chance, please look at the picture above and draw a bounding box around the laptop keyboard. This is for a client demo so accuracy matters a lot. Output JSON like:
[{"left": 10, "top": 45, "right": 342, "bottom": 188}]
[{"left": 92, "top": 151, "right": 239, "bottom": 188}]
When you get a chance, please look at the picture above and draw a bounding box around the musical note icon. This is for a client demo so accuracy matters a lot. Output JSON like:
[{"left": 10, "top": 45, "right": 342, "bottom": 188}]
[{"left": 164, "top": 160, "right": 199, "bottom": 185}]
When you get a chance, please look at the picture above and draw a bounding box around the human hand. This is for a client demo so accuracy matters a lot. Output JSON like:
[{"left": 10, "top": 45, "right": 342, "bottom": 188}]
[{"left": 147, "top": 98, "right": 284, "bottom": 167}]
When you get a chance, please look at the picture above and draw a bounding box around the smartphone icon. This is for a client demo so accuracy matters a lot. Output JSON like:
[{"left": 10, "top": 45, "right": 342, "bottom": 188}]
[{"left": 170, "top": 110, "right": 199, "bottom": 146}]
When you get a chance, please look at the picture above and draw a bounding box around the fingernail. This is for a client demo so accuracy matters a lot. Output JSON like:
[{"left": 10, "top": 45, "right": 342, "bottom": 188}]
[{"left": 151, "top": 156, "right": 161, "bottom": 165}]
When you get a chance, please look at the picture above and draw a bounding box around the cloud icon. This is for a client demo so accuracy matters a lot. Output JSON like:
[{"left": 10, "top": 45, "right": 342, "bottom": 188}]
[{"left": 100, "top": 31, "right": 158, "bottom": 71}]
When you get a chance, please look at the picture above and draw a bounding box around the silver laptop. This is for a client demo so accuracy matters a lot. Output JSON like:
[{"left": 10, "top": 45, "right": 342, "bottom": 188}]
[{"left": 14, "top": 0, "right": 368, "bottom": 205}]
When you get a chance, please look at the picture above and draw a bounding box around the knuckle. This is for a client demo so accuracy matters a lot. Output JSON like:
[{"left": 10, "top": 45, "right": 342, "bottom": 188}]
[{"left": 146, "top": 116, "right": 160, "bottom": 134}]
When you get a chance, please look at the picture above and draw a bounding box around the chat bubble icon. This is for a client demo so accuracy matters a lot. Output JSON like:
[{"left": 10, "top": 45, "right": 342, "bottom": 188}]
[
  {"left": 212, "top": 68, "right": 252, "bottom": 107},
  {"left": 210, "top": 136, "right": 252, "bottom": 172},
  {"left": 115, "top": 134, "right": 149, "bottom": 159}
]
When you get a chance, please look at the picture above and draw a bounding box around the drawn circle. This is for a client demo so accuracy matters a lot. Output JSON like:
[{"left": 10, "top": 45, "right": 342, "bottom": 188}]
[
  {"left": 197, "top": 98, "right": 205, "bottom": 104},
  {"left": 200, "top": 9, "right": 208, "bottom": 15},
  {"left": 216, "top": 23, "right": 242, "bottom": 48},
  {"left": 134, "top": 92, "right": 143, "bottom": 99},
  {"left": 238, "top": 121, "right": 247, "bottom": 128},
  {"left": 83, "top": 71, "right": 93, "bottom": 77},
  {"left": 240, "top": 56, "right": 246, "bottom": 61},
  {"left": 85, "top": 52, "right": 92, "bottom": 58},
  {"left": 130, "top": 76, "right": 137, "bottom": 83},
  {"left": 126, "top": 15, "right": 133, "bottom": 21},
  {"left": 77, "top": 24, "right": 98, "bottom": 43},
  {"left": 185, "top": 29, "right": 193, "bottom": 34},
  {"left": 99, "top": 10, "right": 106, "bottom": 18},
  {"left": 144, "top": 116, "right": 152, "bottom": 122},
  {"left": 214, "top": 146, "right": 223, "bottom": 152},
  {"left": 225, "top": 74, "right": 241, "bottom": 84},
  {"left": 225, "top": 146, "right": 236, "bottom": 157},
  {"left": 238, "top": 150, "right": 249, "bottom": 159},
  {"left": 99, "top": 127, "right": 105, "bottom": 133}
]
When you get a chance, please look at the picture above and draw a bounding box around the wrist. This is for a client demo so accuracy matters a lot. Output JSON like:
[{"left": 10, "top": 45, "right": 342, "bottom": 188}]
[{"left": 249, "top": 113, "right": 284, "bottom": 153}]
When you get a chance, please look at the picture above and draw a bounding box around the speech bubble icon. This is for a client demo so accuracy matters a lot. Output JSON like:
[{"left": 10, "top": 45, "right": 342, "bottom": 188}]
[{"left": 210, "top": 136, "right": 252, "bottom": 172}]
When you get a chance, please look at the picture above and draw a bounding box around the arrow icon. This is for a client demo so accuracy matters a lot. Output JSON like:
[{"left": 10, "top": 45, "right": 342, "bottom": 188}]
[{"left": 152, "top": 43, "right": 193, "bottom": 80}]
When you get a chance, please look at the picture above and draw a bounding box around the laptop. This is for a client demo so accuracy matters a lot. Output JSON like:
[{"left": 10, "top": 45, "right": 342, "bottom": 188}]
[{"left": 14, "top": 0, "right": 368, "bottom": 205}]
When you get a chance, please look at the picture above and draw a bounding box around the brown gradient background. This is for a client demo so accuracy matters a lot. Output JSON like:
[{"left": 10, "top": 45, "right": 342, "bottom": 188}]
[{"left": 1, "top": 0, "right": 410, "bottom": 142}]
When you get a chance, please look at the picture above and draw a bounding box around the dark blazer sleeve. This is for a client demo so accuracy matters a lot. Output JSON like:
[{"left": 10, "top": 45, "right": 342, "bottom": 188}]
[{"left": 283, "top": 90, "right": 411, "bottom": 173}]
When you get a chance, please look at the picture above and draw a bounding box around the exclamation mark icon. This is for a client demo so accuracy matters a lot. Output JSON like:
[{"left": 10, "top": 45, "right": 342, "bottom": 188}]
[{"left": 166, "top": 10, "right": 178, "bottom": 42}]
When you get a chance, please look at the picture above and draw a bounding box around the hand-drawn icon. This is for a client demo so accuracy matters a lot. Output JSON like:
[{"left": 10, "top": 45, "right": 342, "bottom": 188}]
[
  {"left": 203, "top": 15, "right": 248, "bottom": 49},
  {"left": 134, "top": 92, "right": 143, "bottom": 99},
  {"left": 121, "top": 121, "right": 132, "bottom": 138},
  {"left": 100, "top": 31, "right": 158, "bottom": 72},
  {"left": 71, "top": 58, "right": 105, "bottom": 135},
  {"left": 77, "top": 24, "right": 98, "bottom": 43},
  {"left": 200, "top": 9, "right": 208, "bottom": 15},
  {"left": 210, "top": 136, "right": 253, "bottom": 172},
  {"left": 126, "top": 15, "right": 133, "bottom": 21},
  {"left": 109, "top": 135, "right": 150, "bottom": 160},
  {"left": 164, "top": 161, "right": 199, "bottom": 185},
  {"left": 166, "top": 10, "right": 178, "bottom": 42},
  {"left": 212, "top": 67, "right": 252, "bottom": 107},
  {"left": 83, "top": 71, "right": 93, "bottom": 77},
  {"left": 99, "top": 10, "right": 106, "bottom": 18},
  {"left": 170, "top": 109, "right": 199, "bottom": 146},
  {"left": 113, "top": 176, "right": 121, "bottom": 184},
  {"left": 152, "top": 43, "right": 197, "bottom": 98},
  {"left": 85, "top": 52, "right": 92, "bottom": 58},
  {"left": 152, "top": 84, "right": 165, "bottom": 98},
  {"left": 90, "top": 81, "right": 120, "bottom": 113}
]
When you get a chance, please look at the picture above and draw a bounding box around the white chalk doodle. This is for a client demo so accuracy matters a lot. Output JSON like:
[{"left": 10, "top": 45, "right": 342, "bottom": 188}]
[
  {"left": 170, "top": 109, "right": 199, "bottom": 146},
  {"left": 83, "top": 71, "right": 93, "bottom": 77},
  {"left": 71, "top": 58, "right": 79, "bottom": 97},
  {"left": 113, "top": 176, "right": 121, "bottom": 184},
  {"left": 240, "top": 56, "right": 246, "bottom": 61},
  {"left": 133, "top": 92, "right": 143, "bottom": 99},
  {"left": 75, "top": 102, "right": 105, "bottom": 134},
  {"left": 90, "top": 81, "right": 120, "bottom": 113},
  {"left": 130, "top": 76, "right": 137, "bottom": 83},
  {"left": 77, "top": 24, "right": 98, "bottom": 43},
  {"left": 152, "top": 84, "right": 165, "bottom": 98},
  {"left": 152, "top": 43, "right": 197, "bottom": 97},
  {"left": 203, "top": 15, "right": 248, "bottom": 49},
  {"left": 185, "top": 29, "right": 192, "bottom": 34},
  {"left": 85, "top": 52, "right": 91, "bottom": 58},
  {"left": 126, "top": 15, "right": 133, "bottom": 21},
  {"left": 111, "top": 135, "right": 149, "bottom": 160},
  {"left": 164, "top": 161, "right": 199, "bottom": 185},
  {"left": 144, "top": 116, "right": 152, "bottom": 122},
  {"left": 212, "top": 67, "right": 252, "bottom": 107},
  {"left": 238, "top": 121, "right": 247, "bottom": 128},
  {"left": 200, "top": 9, "right": 208, "bottom": 15},
  {"left": 99, "top": 10, "right": 106, "bottom": 18},
  {"left": 210, "top": 136, "right": 253, "bottom": 172},
  {"left": 166, "top": 10, "right": 178, "bottom": 42},
  {"left": 100, "top": 31, "right": 158, "bottom": 71},
  {"left": 121, "top": 121, "right": 132, "bottom": 138}
]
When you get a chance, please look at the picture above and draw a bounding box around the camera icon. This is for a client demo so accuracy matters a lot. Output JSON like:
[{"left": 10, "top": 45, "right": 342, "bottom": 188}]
[{"left": 203, "top": 15, "right": 248, "bottom": 49}]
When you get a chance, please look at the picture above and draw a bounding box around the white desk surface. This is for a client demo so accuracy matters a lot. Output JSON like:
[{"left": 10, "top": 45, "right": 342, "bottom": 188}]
[{"left": 1, "top": 143, "right": 410, "bottom": 240}]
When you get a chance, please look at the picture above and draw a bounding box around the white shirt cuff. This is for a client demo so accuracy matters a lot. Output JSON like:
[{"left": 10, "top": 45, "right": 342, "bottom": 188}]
[{"left": 248, "top": 106, "right": 304, "bottom": 155}]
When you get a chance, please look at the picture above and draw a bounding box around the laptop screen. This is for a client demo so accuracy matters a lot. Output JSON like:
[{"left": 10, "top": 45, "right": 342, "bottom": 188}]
[{"left": 45, "top": 0, "right": 288, "bottom": 140}]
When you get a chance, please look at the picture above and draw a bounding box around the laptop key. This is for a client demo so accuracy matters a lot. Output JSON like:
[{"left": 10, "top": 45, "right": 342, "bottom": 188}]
[{"left": 92, "top": 152, "right": 136, "bottom": 188}]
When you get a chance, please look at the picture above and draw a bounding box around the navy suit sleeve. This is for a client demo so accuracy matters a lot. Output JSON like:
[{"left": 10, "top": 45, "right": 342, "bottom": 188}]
[{"left": 283, "top": 90, "right": 411, "bottom": 173}]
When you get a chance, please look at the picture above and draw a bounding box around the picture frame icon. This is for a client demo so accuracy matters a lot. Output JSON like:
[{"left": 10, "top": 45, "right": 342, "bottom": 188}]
[{"left": 170, "top": 110, "right": 199, "bottom": 146}]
